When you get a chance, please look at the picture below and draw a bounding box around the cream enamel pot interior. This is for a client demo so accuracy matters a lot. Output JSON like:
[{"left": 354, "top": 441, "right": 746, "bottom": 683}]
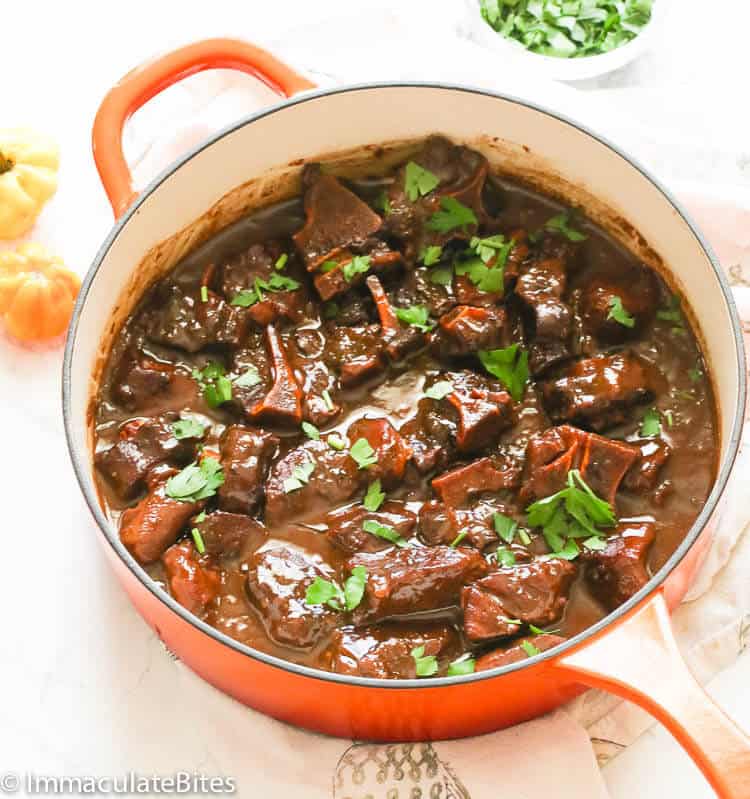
[{"left": 62, "top": 40, "right": 749, "bottom": 797}]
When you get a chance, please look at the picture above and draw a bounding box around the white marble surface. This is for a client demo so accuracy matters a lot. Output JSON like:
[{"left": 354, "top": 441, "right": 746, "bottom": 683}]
[{"left": 1, "top": 1, "right": 748, "bottom": 796}]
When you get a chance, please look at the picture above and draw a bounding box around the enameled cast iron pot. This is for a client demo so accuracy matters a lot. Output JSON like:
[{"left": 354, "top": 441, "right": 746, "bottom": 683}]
[{"left": 63, "top": 39, "right": 750, "bottom": 797}]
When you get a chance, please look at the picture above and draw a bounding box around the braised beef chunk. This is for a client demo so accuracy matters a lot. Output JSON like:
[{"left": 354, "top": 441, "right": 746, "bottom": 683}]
[
  {"left": 120, "top": 481, "right": 200, "bottom": 565},
  {"left": 96, "top": 416, "right": 197, "bottom": 499},
  {"left": 475, "top": 634, "right": 566, "bottom": 671},
  {"left": 245, "top": 325, "right": 303, "bottom": 426},
  {"left": 192, "top": 511, "right": 266, "bottom": 558},
  {"left": 516, "top": 240, "right": 575, "bottom": 374},
  {"left": 96, "top": 137, "right": 717, "bottom": 681},
  {"left": 580, "top": 267, "right": 658, "bottom": 343},
  {"left": 326, "top": 501, "right": 417, "bottom": 554},
  {"left": 218, "top": 425, "right": 279, "bottom": 515},
  {"left": 245, "top": 547, "right": 338, "bottom": 648},
  {"left": 264, "top": 440, "right": 362, "bottom": 525},
  {"left": 624, "top": 439, "right": 671, "bottom": 493},
  {"left": 541, "top": 352, "right": 655, "bottom": 432},
  {"left": 584, "top": 521, "right": 655, "bottom": 611},
  {"left": 418, "top": 499, "right": 504, "bottom": 550},
  {"left": 162, "top": 539, "right": 220, "bottom": 615},
  {"left": 348, "top": 545, "right": 487, "bottom": 624},
  {"left": 521, "top": 425, "right": 638, "bottom": 507},
  {"left": 433, "top": 305, "right": 507, "bottom": 358},
  {"left": 462, "top": 559, "right": 576, "bottom": 643},
  {"left": 326, "top": 624, "right": 457, "bottom": 678},
  {"left": 293, "top": 165, "right": 384, "bottom": 271},
  {"left": 324, "top": 323, "right": 386, "bottom": 386},
  {"left": 346, "top": 417, "right": 412, "bottom": 487},
  {"left": 385, "top": 136, "right": 487, "bottom": 259},
  {"left": 146, "top": 285, "right": 250, "bottom": 352},
  {"left": 432, "top": 458, "right": 518, "bottom": 507}
]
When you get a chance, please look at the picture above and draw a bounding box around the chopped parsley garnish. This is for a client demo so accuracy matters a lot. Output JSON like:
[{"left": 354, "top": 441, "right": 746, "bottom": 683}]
[
  {"left": 192, "top": 362, "right": 233, "bottom": 407},
  {"left": 375, "top": 190, "right": 391, "bottom": 215},
  {"left": 427, "top": 197, "right": 478, "bottom": 234},
  {"left": 283, "top": 459, "right": 316, "bottom": 493},
  {"left": 200, "top": 285, "right": 208, "bottom": 302},
  {"left": 607, "top": 296, "right": 635, "bottom": 328},
  {"left": 394, "top": 304, "right": 434, "bottom": 333},
  {"left": 350, "top": 438, "right": 377, "bottom": 469},
  {"left": 518, "top": 528, "right": 532, "bottom": 546},
  {"left": 327, "top": 433, "right": 347, "bottom": 451},
  {"left": 363, "top": 519, "right": 409, "bottom": 547},
  {"left": 428, "top": 265, "right": 454, "bottom": 286},
  {"left": 305, "top": 567, "right": 367, "bottom": 612},
  {"left": 657, "top": 295, "right": 686, "bottom": 334},
  {"left": 447, "top": 654, "right": 476, "bottom": 676},
  {"left": 479, "top": 0, "right": 653, "bottom": 60},
  {"left": 520, "top": 640, "right": 541, "bottom": 658},
  {"left": 664, "top": 409, "right": 675, "bottom": 427},
  {"left": 411, "top": 645, "right": 438, "bottom": 677},
  {"left": 322, "top": 301, "right": 339, "bottom": 319},
  {"left": 689, "top": 366, "right": 703, "bottom": 383},
  {"left": 275, "top": 253, "right": 288, "bottom": 270},
  {"left": 194, "top": 511, "right": 207, "bottom": 524},
  {"left": 230, "top": 273, "right": 300, "bottom": 306},
  {"left": 342, "top": 255, "right": 371, "bottom": 282},
  {"left": 343, "top": 565, "right": 368, "bottom": 611},
  {"left": 363, "top": 479, "right": 386, "bottom": 512},
  {"left": 478, "top": 344, "right": 529, "bottom": 402},
  {"left": 640, "top": 408, "right": 661, "bottom": 438},
  {"left": 322, "top": 389, "right": 334, "bottom": 411},
  {"left": 404, "top": 161, "right": 440, "bottom": 202},
  {"left": 454, "top": 254, "right": 505, "bottom": 294},
  {"left": 171, "top": 417, "right": 205, "bottom": 440},
  {"left": 234, "top": 366, "right": 262, "bottom": 388},
  {"left": 470, "top": 233, "right": 515, "bottom": 266},
  {"left": 544, "top": 211, "right": 587, "bottom": 241},
  {"left": 450, "top": 530, "right": 470, "bottom": 548},
  {"left": 191, "top": 527, "right": 206, "bottom": 554},
  {"left": 425, "top": 380, "right": 454, "bottom": 400},
  {"left": 321, "top": 260, "right": 338, "bottom": 273},
  {"left": 493, "top": 512, "right": 518, "bottom": 544},
  {"left": 526, "top": 469, "right": 616, "bottom": 559},
  {"left": 496, "top": 547, "right": 516, "bottom": 567},
  {"left": 166, "top": 457, "right": 224, "bottom": 502},
  {"left": 420, "top": 245, "right": 443, "bottom": 266},
  {"left": 301, "top": 421, "right": 320, "bottom": 441}
]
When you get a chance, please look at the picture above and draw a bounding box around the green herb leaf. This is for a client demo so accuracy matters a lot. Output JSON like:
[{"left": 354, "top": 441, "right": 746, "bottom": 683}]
[
  {"left": 420, "top": 245, "right": 443, "bottom": 266},
  {"left": 350, "top": 438, "right": 378, "bottom": 470},
  {"left": 194, "top": 511, "right": 207, "bottom": 524},
  {"left": 301, "top": 421, "right": 320, "bottom": 441},
  {"left": 171, "top": 417, "right": 205, "bottom": 440},
  {"left": 200, "top": 285, "right": 208, "bottom": 302},
  {"left": 305, "top": 577, "right": 344, "bottom": 610},
  {"left": 520, "top": 640, "right": 541, "bottom": 658},
  {"left": 428, "top": 265, "right": 454, "bottom": 286},
  {"left": 375, "top": 190, "right": 391, "bottom": 215},
  {"left": 191, "top": 527, "right": 206, "bottom": 554},
  {"left": 640, "top": 408, "right": 661, "bottom": 438},
  {"left": 166, "top": 457, "right": 225, "bottom": 502},
  {"left": 689, "top": 367, "right": 703, "bottom": 383},
  {"left": 496, "top": 547, "right": 516, "bottom": 567},
  {"left": 427, "top": 197, "right": 478, "bottom": 234},
  {"left": 518, "top": 528, "right": 532, "bottom": 546},
  {"left": 343, "top": 565, "right": 368, "bottom": 611},
  {"left": 664, "top": 409, "right": 675, "bottom": 427},
  {"left": 404, "top": 161, "right": 440, "bottom": 202},
  {"left": 363, "top": 479, "right": 386, "bottom": 512},
  {"left": 275, "top": 253, "right": 288, "bottom": 270},
  {"left": 454, "top": 255, "right": 505, "bottom": 294},
  {"left": 607, "top": 296, "right": 636, "bottom": 328},
  {"left": 363, "top": 518, "right": 409, "bottom": 547},
  {"left": 320, "top": 260, "right": 338, "bottom": 273},
  {"left": 450, "top": 530, "right": 470, "bottom": 548},
  {"left": 493, "top": 512, "right": 518, "bottom": 544},
  {"left": 447, "top": 654, "right": 476, "bottom": 676},
  {"left": 478, "top": 344, "right": 529, "bottom": 401},
  {"left": 327, "top": 433, "right": 347, "bottom": 451},
  {"left": 544, "top": 211, "right": 586, "bottom": 241},
  {"left": 395, "top": 304, "right": 434, "bottom": 333},
  {"left": 234, "top": 366, "right": 262, "bottom": 388},
  {"left": 342, "top": 255, "right": 371, "bottom": 282},
  {"left": 267, "top": 273, "right": 300, "bottom": 292},
  {"left": 528, "top": 624, "right": 545, "bottom": 635},
  {"left": 425, "top": 380, "right": 454, "bottom": 400},
  {"left": 193, "top": 362, "right": 234, "bottom": 407},
  {"left": 582, "top": 535, "right": 608, "bottom": 551},
  {"left": 283, "top": 459, "right": 316, "bottom": 493},
  {"left": 411, "top": 644, "right": 439, "bottom": 677},
  {"left": 322, "top": 389, "right": 335, "bottom": 411}
]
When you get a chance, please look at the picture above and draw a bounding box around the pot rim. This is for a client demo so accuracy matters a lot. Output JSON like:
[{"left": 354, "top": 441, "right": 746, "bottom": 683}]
[{"left": 63, "top": 80, "right": 747, "bottom": 690}]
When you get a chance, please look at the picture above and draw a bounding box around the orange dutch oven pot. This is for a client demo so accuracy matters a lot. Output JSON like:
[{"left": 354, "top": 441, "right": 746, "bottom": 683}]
[{"left": 63, "top": 39, "right": 750, "bottom": 796}]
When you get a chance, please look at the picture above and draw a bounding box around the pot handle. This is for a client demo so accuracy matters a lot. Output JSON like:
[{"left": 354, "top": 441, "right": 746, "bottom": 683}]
[
  {"left": 554, "top": 589, "right": 750, "bottom": 797},
  {"left": 92, "top": 38, "right": 316, "bottom": 218}
]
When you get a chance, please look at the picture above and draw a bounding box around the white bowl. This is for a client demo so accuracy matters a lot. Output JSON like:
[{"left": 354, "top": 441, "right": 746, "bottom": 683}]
[{"left": 460, "top": 0, "right": 670, "bottom": 82}]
